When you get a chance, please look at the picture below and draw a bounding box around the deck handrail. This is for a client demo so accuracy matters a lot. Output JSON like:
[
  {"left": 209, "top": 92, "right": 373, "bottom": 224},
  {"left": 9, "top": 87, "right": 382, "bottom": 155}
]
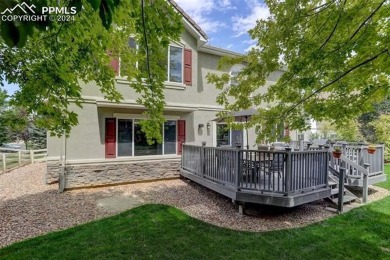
[
  {"left": 329, "top": 144, "right": 384, "bottom": 178},
  {"left": 181, "top": 145, "right": 329, "bottom": 196}
]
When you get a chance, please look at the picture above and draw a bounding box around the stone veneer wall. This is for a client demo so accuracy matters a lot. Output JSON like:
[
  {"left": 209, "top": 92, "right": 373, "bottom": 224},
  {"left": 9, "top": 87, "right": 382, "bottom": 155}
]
[
  {"left": 46, "top": 161, "right": 61, "bottom": 184},
  {"left": 47, "top": 159, "right": 181, "bottom": 189}
]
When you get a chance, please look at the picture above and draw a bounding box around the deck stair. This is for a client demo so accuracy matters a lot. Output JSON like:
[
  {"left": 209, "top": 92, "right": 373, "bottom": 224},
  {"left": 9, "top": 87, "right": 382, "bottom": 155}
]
[{"left": 327, "top": 173, "right": 359, "bottom": 207}]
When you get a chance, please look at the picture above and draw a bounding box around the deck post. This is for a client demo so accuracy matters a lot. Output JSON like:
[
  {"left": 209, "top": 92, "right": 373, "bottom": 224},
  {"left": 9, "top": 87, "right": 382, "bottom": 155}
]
[
  {"left": 201, "top": 142, "right": 206, "bottom": 178},
  {"left": 363, "top": 163, "right": 370, "bottom": 203},
  {"left": 285, "top": 147, "right": 292, "bottom": 194},
  {"left": 357, "top": 145, "right": 364, "bottom": 167},
  {"left": 341, "top": 142, "right": 347, "bottom": 156},
  {"left": 299, "top": 139, "right": 304, "bottom": 151},
  {"left": 234, "top": 145, "right": 241, "bottom": 189},
  {"left": 324, "top": 145, "right": 330, "bottom": 186},
  {"left": 238, "top": 203, "right": 245, "bottom": 215},
  {"left": 337, "top": 167, "right": 345, "bottom": 213},
  {"left": 329, "top": 140, "right": 336, "bottom": 150},
  {"left": 340, "top": 142, "right": 347, "bottom": 170}
]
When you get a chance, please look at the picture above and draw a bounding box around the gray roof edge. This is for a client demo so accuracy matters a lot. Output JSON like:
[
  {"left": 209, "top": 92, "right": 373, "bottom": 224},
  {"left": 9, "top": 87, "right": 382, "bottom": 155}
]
[
  {"left": 168, "top": 0, "right": 208, "bottom": 40},
  {"left": 199, "top": 44, "right": 244, "bottom": 57}
]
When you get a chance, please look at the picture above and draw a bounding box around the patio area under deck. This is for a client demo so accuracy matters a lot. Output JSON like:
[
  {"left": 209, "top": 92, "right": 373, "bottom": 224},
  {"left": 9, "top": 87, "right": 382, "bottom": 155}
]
[{"left": 180, "top": 145, "right": 331, "bottom": 208}]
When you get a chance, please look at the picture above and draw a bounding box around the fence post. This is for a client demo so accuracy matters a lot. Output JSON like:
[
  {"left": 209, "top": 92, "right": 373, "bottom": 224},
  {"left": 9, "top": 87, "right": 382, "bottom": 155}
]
[
  {"left": 2, "top": 153, "right": 5, "bottom": 174},
  {"left": 285, "top": 147, "right": 292, "bottom": 194},
  {"left": 338, "top": 167, "right": 345, "bottom": 213},
  {"left": 18, "top": 151, "right": 21, "bottom": 167},
  {"left": 30, "top": 150, "right": 34, "bottom": 164},
  {"left": 363, "top": 163, "right": 370, "bottom": 203}
]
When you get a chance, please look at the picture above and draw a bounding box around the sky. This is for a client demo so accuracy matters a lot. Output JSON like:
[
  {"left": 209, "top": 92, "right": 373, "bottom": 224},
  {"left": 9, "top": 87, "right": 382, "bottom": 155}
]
[
  {"left": 175, "top": 0, "right": 269, "bottom": 53},
  {"left": 2, "top": 0, "right": 269, "bottom": 95}
]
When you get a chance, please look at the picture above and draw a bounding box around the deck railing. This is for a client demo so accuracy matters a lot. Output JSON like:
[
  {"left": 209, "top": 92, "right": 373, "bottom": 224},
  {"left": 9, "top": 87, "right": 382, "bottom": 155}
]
[
  {"left": 330, "top": 144, "right": 384, "bottom": 178},
  {"left": 182, "top": 145, "right": 329, "bottom": 195}
]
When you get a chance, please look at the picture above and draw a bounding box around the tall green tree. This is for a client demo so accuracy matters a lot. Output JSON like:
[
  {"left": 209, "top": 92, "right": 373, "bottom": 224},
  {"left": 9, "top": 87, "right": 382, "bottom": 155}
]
[
  {"left": 2, "top": 107, "right": 47, "bottom": 149},
  {"left": 0, "top": 0, "right": 182, "bottom": 143},
  {"left": 208, "top": 0, "right": 390, "bottom": 142},
  {"left": 358, "top": 99, "right": 390, "bottom": 143},
  {"left": 370, "top": 114, "right": 390, "bottom": 161},
  {"left": 0, "top": 0, "right": 121, "bottom": 47},
  {"left": 0, "top": 89, "right": 10, "bottom": 145}
]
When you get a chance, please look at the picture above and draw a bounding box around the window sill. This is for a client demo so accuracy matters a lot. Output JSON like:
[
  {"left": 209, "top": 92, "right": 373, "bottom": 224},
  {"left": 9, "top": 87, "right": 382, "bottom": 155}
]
[
  {"left": 164, "top": 81, "right": 186, "bottom": 90},
  {"left": 115, "top": 77, "right": 186, "bottom": 90}
]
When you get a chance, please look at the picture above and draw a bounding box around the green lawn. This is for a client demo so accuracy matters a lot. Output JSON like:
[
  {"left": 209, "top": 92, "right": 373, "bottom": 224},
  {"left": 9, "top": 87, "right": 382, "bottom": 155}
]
[
  {"left": 1, "top": 198, "right": 390, "bottom": 259},
  {"left": 376, "top": 164, "right": 390, "bottom": 189}
]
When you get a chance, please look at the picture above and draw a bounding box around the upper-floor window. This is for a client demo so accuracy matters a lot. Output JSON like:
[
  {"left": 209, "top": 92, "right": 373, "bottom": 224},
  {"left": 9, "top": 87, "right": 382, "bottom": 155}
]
[
  {"left": 109, "top": 39, "right": 192, "bottom": 86},
  {"left": 168, "top": 45, "right": 183, "bottom": 83},
  {"left": 230, "top": 64, "right": 244, "bottom": 86}
]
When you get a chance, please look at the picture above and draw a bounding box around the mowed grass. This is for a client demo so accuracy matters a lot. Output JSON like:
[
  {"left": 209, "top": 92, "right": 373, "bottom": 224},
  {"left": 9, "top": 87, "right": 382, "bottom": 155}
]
[
  {"left": 1, "top": 198, "right": 390, "bottom": 260},
  {"left": 376, "top": 164, "right": 390, "bottom": 189}
]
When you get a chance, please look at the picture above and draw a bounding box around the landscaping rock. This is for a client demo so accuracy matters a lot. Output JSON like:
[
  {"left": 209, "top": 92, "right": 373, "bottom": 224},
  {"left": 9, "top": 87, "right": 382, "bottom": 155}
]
[{"left": 1, "top": 163, "right": 389, "bottom": 248}]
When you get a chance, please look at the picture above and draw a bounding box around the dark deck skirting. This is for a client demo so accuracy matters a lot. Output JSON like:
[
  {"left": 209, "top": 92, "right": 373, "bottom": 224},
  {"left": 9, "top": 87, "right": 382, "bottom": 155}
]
[{"left": 181, "top": 169, "right": 331, "bottom": 207}]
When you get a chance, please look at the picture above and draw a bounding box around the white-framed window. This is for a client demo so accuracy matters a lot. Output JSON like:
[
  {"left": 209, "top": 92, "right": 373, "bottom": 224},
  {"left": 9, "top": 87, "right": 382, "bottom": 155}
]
[
  {"left": 229, "top": 64, "right": 244, "bottom": 86},
  {"left": 216, "top": 123, "right": 244, "bottom": 147},
  {"left": 168, "top": 45, "right": 183, "bottom": 83},
  {"left": 117, "top": 118, "right": 177, "bottom": 157}
]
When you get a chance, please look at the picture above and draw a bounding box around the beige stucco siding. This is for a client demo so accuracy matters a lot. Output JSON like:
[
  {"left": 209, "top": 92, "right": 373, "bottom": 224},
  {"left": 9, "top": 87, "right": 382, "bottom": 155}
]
[
  {"left": 80, "top": 30, "right": 227, "bottom": 109},
  {"left": 47, "top": 27, "right": 291, "bottom": 163},
  {"left": 47, "top": 102, "right": 103, "bottom": 160}
]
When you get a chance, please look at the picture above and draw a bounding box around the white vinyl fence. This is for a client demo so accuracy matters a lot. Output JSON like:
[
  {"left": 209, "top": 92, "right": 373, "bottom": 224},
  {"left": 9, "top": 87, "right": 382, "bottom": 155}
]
[{"left": 0, "top": 148, "right": 47, "bottom": 174}]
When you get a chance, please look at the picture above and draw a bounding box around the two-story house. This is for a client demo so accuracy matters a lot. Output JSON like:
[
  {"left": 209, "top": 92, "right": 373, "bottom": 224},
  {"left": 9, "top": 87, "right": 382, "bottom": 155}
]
[{"left": 46, "top": 1, "right": 289, "bottom": 189}]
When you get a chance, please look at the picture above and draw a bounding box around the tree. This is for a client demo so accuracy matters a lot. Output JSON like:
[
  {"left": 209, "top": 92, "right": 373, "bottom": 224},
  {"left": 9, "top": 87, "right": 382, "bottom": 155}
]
[
  {"left": 310, "top": 119, "right": 363, "bottom": 142},
  {"left": 0, "top": 102, "right": 47, "bottom": 149},
  {"left": 207, "top": 0, "right": 390, "bottom": 142},
  {"left": 3, "top": 107, "right": 47, "bottom": 149},
  {"left": 358, "top": 99, "right": 390, "bottom": 143},
  {"left": 334, "top": 119, "right": 364, "bottom": 142},
  {"left": 370, "top": 114, "right": 390, "bottom": 161},
  {"left": 0, "top": 0, "right": 120, "bottom": 47},
  {"left": 0, "top": 0, "right": 182, "bottom": 144},
  {"left": 316, "top": 121, "right": 335, "bottom": 139},
  {"left": 0, "top": 88, "right": 10, "bottom": 145}
]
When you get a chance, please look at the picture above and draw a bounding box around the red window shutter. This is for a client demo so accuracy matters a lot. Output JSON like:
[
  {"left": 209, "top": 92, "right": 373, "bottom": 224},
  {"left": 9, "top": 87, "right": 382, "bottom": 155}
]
[
  {"left": 107, "top": 51, "right": 119, "bottom": 76},
  {"left": 177, "top": 120, "right": 186, "bottom": 155},
  {"left": 184, "top": 48, "right": 192, "bottom": 85},
  {"left": 105, "top": 118, "right": 116, "bottom": 158}
]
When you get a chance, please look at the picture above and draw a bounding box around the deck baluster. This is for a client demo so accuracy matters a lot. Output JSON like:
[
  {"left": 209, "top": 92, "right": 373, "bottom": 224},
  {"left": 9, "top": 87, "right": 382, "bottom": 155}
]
[{"left": 285, "top": 147, "right": 292, "bottom": 194}]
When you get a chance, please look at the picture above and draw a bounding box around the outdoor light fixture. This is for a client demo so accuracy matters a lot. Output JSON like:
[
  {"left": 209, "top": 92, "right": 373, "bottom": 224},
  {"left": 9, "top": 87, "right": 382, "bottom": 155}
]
[{"left": 206, "top": 122, "right": 210, "bottom": 129}]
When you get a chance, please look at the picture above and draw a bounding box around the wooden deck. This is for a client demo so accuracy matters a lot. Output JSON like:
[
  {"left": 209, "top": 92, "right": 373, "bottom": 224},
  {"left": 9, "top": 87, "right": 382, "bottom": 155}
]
[
  {"left": 181, "top": 145, "right": 331, "bottom": 207},
  {"left": 328, "top": 144, "right": 386, "bottom": 187}
]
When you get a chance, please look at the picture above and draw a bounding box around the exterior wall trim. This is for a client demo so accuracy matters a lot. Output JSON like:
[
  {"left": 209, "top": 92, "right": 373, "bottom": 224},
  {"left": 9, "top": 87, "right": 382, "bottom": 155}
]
[
  {"left": 92, "top": 98, "right": 225, "bottom": 112},
  {"left": 113, "top": 113, "right": 180, "bottom": 120}
]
